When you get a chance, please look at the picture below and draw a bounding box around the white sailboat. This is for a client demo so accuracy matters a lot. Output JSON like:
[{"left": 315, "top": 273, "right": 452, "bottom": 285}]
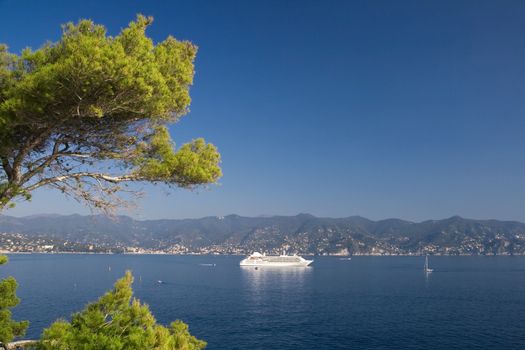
[{"left": 424, "top": 255, "right": 433, "bottom": 273}]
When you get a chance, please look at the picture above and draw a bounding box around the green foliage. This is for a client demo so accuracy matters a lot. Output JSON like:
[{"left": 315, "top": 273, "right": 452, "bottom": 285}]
[
  {"left": 136, "top": 126, "right": 221, "bottom": 187},
  {"left": 38, "top": 271, "right": 206, "bottom": 350},
  {"left": 0, "top": 15, "right": 221, "bottom": 212},
  {"left": 0, "top": 254, "right": 29, "bottom": 343}
]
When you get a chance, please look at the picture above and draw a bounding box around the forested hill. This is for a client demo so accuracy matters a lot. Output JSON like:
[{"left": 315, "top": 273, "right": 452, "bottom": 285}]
[{"left": 1, "top": 213, "right": 525, "bottom": 255}]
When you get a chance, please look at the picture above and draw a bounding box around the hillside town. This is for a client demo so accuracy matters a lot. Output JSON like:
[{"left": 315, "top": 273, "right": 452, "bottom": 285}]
[{"left": 1, "top": 225, "right": 524, "bottom": 256}]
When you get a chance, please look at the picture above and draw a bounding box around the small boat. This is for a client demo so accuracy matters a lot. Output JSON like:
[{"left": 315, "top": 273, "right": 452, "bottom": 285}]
[{"left": 424, "top": 255, "right": 433, "bottom": 273}]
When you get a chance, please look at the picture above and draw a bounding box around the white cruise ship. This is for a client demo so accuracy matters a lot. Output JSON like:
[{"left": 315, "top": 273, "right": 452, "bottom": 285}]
[{"left": 240, "top": 252, "right": 313, "bottom": 267}]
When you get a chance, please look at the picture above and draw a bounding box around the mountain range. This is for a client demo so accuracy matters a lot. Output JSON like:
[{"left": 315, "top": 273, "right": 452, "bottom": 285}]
[{"left": 1, "top": 213, "right": 525, "bottom": 255}]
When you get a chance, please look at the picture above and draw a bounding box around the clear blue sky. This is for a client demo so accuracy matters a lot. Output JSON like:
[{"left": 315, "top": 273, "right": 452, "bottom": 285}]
[{"left": 1, "top": 0, "right": 525, "bottom": 221}]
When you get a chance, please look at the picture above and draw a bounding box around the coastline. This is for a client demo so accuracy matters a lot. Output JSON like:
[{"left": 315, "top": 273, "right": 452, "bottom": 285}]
[{"left": 2, "top": 251, "right": 524, "bottom": 257}]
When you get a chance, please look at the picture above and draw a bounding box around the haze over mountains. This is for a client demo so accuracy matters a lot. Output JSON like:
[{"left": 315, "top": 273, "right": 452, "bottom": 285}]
[{"left": 0, "top": 213, "right": 525, "bottom": 255}]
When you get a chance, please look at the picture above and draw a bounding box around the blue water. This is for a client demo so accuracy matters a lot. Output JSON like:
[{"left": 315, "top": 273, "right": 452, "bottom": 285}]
[{"left": 1, "top": 254, "right": 525, "bottom": 349}]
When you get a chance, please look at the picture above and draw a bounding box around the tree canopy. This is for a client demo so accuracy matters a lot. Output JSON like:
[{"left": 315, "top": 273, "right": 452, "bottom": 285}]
[
  {"left": 0, "top": 15, "right": 221, "bottom": 213},
  {"left": 0, "top": 255, "right": 28, "bottom": 344},
  {"left": 37, "top": 271, "right": 206, "bottom": 350}
]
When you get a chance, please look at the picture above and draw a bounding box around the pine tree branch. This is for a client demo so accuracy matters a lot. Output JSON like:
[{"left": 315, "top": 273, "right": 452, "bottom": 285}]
[
  {"left": 24, "top": 172, "right": 142, "bottom": 192},
  {"left": 0, "top": 156, "right": 13, "bottom": 181},
  {"left": 2, "top": 339, "right": 38, "bottom": 349},
  {"left": 12, "top": 126, "right": 56, "bottom": 181},
  {"left": 20, "top": 140, "right": 63, "bottom": 184}
]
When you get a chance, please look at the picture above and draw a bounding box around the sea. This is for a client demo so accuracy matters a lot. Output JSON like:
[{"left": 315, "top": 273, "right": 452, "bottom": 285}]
[{"left": 1, "top": 254, "right": 525, "bottom": 349}]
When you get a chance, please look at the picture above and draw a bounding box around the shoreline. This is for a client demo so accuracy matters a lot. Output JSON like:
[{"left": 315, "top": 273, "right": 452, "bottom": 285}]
[{"left": 2, "top": 251, "right": 524, "bottom": 257}]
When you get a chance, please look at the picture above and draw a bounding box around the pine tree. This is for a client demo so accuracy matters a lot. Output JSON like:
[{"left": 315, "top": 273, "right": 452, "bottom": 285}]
[
  {"left": 0, "top": 255, "right": 28, "bottom": 344},
  {"left": 1, "top": 15, "right": 215, "bottom": 348},
  {"left": 38, "top": 271, "right": 206, "bottom": 350},
  {"left": 0, "top": 15, "right": 221, "bottom": 214}
]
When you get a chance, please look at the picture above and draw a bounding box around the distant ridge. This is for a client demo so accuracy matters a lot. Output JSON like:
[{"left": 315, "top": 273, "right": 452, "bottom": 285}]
[{"left": 1, "top": 213, "right": 524, "bottom": 255}]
